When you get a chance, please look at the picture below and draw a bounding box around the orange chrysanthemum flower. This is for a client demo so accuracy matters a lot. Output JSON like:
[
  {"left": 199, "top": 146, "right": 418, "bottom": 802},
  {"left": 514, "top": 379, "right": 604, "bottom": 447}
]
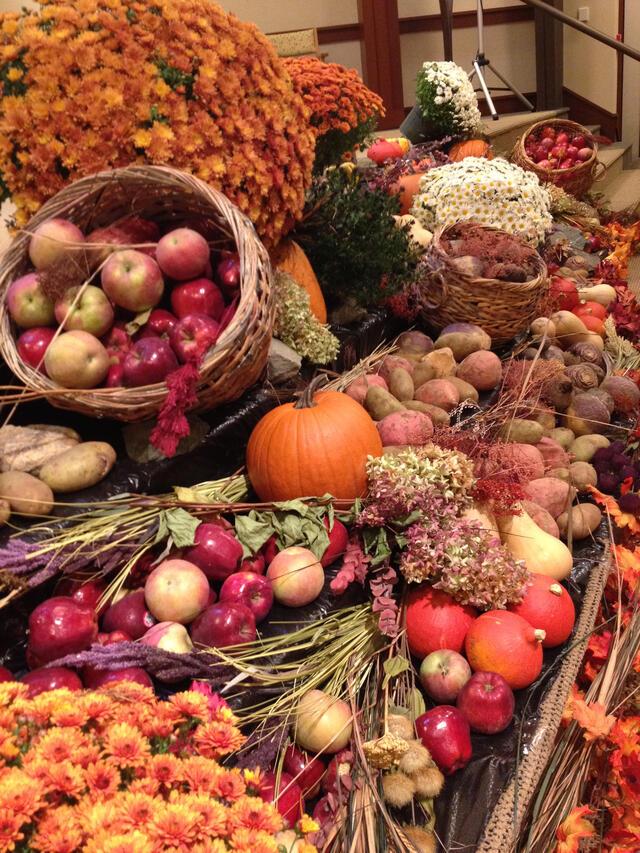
[
  {"left": 193, "top": 720, "right": 246, "bottom": 759},
  {"left": 30, "top": 805, "right": 83, "bottom": 853},
  {"left": 82, "top": 694, "right": 114, "bottom": 725},
  {"left": 138, "top": 703, "right": 182, "bottom": 739},
  {"left": 181, "top": 756, "right": 223, "bottom": 794},
  {"left": 147, "top": 801, "right": 200, "bottom": 850},
  {"left": 210, "top": 768, "right": 247, "bottom": 803},
  {"left": 147, "top": 753, "right": 181, "bottom": 786},
  {"left": 0, "top": 730, "right": 19, "bottom": 762},
  {"left": 34, "top": 728, "right": 87, "bottom": 764},
  {"left": 169, "top": 690, "right": 211, "bottom": 720},
  {"left": 0, "top": 769, "right": 44, "bottom": 819},
  {"left": 178, "top": 792, "right": 228, "bottom": 839},
  {"left": 113, "top": 792, "right": 158, "bottom": 831},
  {"left": 103, "top": 722, "right": 151, "bottom": 769},
  {"left": 49, "top": 701, "right": 89, "bottom": 729},
  {"left": 227, "top": 796, "right": 283, "bottom": 836},
  {"left": 84, "top": 761, "right": 120, "bottom": 800},
  {"left": 83, "top": 830, "right": 154, "bottom": 853},
  {"left": 73, "top": 800, "right": 118, "bottom": 837},
  {"left": 229, "top": 827, "right": 280, "bottom": 853},
  {"left": 0, "top": 808, "right": 25, "bottom": 852},
  {"left": 0, "top": 683, "right": 27, "bottom": 708},
  {"left": 39, "top": 760, "right": 86, "bottom": 800}
]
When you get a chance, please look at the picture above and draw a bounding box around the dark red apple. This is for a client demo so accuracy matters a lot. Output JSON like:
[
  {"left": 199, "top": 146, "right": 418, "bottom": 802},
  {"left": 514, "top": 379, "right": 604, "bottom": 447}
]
[
  {"left": 572, "top": 133, "right": 587, "bottom": 149},
  {"left": 216, "top": 252, "right": 240, "bottom": 290},
  {"left": 262, "top": 535, "right": 279, "bottom": 565},
  {"left": 0, "top": 667, "right": 13, "bottom": 682},
  {"left": 28, "top": 596, "right": 98, "bottom": 666},
  {"left": 539, "top": 137, "right": 554, "bottom": 152},
  {"left": 21, "top": 666, "right": 82, "bottom": 696},
  {"left": 566, "top": 145, "right": 579, "bottom": 159},
  {"left": 183, "top": 523, "right": 243, "bottom": 581},
  {"left": 101, "top": 589, "right": 156, "bottom": 640},
  {"left": 240, "top": 553, "right": 266, "bottom": 574},
  {"left": 456, "top": 671, "right": 515, "bottom": 734},
  {"left": 190, "top": 602, "right": 256, "bottom": 648},
  {"left": 84, "top": 666, "right": 152, "bottom": 690},
  {"left": 97, "top": 629, "right": 133, "bottom": 645},
  {"left": 283, "top": 745, "right": 326, "bottom": 798},
  {"left": 170, "top": 278, "right": 224, "bottom": 321},
  {"left": 169, "top": 313, "right": 220, "bottom": 364},
  {"left": 101, "top": 323, "right": 132, "bottom": 361},
  {"left": 106, "top": 362, "right": 124, "bottom": 387},
  {"left": 137, "top": 308, "right": 178, "bottom": 341},
  {"left": 577, "top": 147, "right": 592, "bottom": 162},
  {"left": 555, "top": 131, "right": 569, "bottom": 146},
  {"left": 17, "top": 326, "right": 56, "bottom": 372},
  {"left": 122, "top": 337, "right": 178, "bottom": 387},
  {"left": 321, "top": 517, "right": 349, "bottom": 567},
  {"left": 219, "top": 571, "right": 273, "bottom": 623},
  {"left": 259, "top": 770, "right": 304, "bottom": 828},
  {"left": 415, "top": 705, "right": 472, "bottom": 775},
  {"left": 56, "top": 577, "right": 106, "bottom": 614}
]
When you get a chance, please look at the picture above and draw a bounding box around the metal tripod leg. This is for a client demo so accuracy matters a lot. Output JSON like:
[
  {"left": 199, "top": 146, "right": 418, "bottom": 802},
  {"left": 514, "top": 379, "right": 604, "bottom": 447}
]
[
  {"left": 486, "top": 62, "right": 535, "bottom": 111},
  {"left": 473, "top": 59, "right": 498, "bottom": 120}
]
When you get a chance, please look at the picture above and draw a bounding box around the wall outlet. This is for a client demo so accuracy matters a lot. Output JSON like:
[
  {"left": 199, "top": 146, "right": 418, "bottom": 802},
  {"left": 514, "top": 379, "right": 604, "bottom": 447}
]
[{"left": 577, "top": 6, "right": 590, "bottom": 23}]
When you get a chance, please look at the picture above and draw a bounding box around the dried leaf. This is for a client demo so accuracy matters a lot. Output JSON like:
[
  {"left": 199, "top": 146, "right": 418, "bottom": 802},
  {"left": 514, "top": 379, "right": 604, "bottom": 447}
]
[
  {"left": 408, "top": 688, "right": 425, "bottom": 721},
  {"left": 382, "top": 654, "right": 410, "bottom": 688},
  {"left": 573, "top": 699, "right": 616, "bottom": 742},
  {"left": 554, "top": 805, "right": 596, "bottom": 853},
  {"left": 163, "top": 508, "right": 201, "bottom": 548},
  {"left": 125, "top": 309, "right": 152, "bottom": 335}
]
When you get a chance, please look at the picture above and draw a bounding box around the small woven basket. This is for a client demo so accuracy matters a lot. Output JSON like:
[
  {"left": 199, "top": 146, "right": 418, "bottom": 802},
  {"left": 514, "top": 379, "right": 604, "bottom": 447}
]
[
  {"left": 0, "top": 166, "right": 273, "bottom": 422},
  {"left": 416, "top": 222, "right": 548, "bottom": 343},
  {"left": 512, "top": 118, "right": 604, "bottom": 198}
]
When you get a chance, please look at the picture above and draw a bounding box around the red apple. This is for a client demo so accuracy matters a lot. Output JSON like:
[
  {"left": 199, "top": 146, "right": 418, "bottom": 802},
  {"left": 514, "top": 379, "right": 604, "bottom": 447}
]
[
  {"left": 240, "top": 554, "right": 266, "bottom": 574},
  {"left": 541, "top": 126, "right": 556, "bottom": 140},
  {"left": 106, "top": 362, "right": 124, "bottom": 387},
  {"left": 101, "top": 249, "right": 164, "bottom": 312},
  {"left": 56, "top": 577, "right": 106, "bottom": 614},
  {"left": 190, "top": 601, "right": 256, "bottom": 647},
  {"left": 169, "top": 313, "right": 220, "bottom": 364},
  {"left": 537, "top": 159, "right": 552, "bottom": 170},
  {"left": 321, "top": 517, "right": 349, "bottom": 567},
  {"left": 183, "top": 523, "right": 243, "bottom": 581},
  {"left": 144, "top": 559, "right": 210, "bottom": 625},
  {"left": 17, "top": 326, "right": 56, "bottom": 372},
  {"left": 267, "top": 546, "right": 325, "bottom": 607},
  {"left": 539, "top": 137, "right": 554, "bottom": 151},
  {"left": 102, "top": 323, "right": 132, "bottom": 360},
  {"left": 219, "top": 571, "right": 273, "bottom": 623},
  {"left": 283, "top": 745, "right": 326, "bottom": 798},
  {"left": 84, "top": 666, "right": 153, "bottom": 690},
  {"left": 28, "top": 596, "right": 98, "bottom": 665},
  {"left": 555, "top": 131, "right": 569, "bottom": 146},
  {"left": 560, "top": 158, "right": 574, "bottom": 170},
  {"left": 566, "top": 145, "right": 579, "bottom": 160},
  {"left": 97, "top": 630, "right": 132, "bottom": 645},
  {"left": 29, "top": 218, "right": 85, "bottom": 270},
  {"left": 216, "top": 252, "right": 241, "bottom": 291},
  {"left": 140, "top": 621, "right": 193, "bottom": 653},
  {"left": 21, "top": 666, "right": 83, "bottom": 696},
  {"left": 122, "top": 337, "right": 178, "bottom": 387},
  {"left": 156, "top": 228, "right": 210, "bottom": 281},
  {"left": 259, "top": 771, "right": 304, "bottom": 828},
  {"left": 44, "top": 330, "right": 110, "bottom": 389},
  {"left": 577, "top": 147, "right": 592, "bottom": 162},
  {"left": 366, "top": 138, "right": 404, "bottom": 165},
  {"left": 415, "top": 706, "right": 472, "bottom": 775},
  {"left": 0, "top": 667, "right": 14, "bottom": 682},
  {"left": 262, "top": 536, "right": 279, "bottom": 565},
  {"left": 137, "top": 309, "right": 178, "bottom": 341},
  {"left": 571, "top": 133, "right": 587, "bottom": 148},
  {"left": 419, "top": 649, "right": 472, "bottom": 703},
  {"left": 456, "top": 671, "right": 515, "bottom": 734},
  {"left": 7, "top": 273, "right": 55, "bottom": 328},
  {"left": 55, "top": 285, "right": 114, "bottom": 337},
  {"left": 550, "top": 145, "right": 566, "bottom": 160},
  {"left": 170, "top": 278, "right": 225, "bottom": 321},
  {"left": 102, "top": 589, "right": 156, "bottom": 640},
  {"left": 86, "top": 217, "right": 160, "bottom": 266}
]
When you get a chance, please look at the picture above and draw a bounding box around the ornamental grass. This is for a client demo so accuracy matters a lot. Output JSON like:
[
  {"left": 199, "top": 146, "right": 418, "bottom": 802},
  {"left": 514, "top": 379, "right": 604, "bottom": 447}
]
[{"left": 0, "top": 0, "right": 315, "bottom": 245}]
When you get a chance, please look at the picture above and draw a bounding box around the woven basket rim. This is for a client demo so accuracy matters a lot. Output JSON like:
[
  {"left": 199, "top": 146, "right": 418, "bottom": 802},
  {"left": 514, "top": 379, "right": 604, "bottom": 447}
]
[
  {"left": 514, "top": 117, "right": 598, "bottom": 178},
  {"left": 0, "top": 165, "right": 273, "bottom": 420}
]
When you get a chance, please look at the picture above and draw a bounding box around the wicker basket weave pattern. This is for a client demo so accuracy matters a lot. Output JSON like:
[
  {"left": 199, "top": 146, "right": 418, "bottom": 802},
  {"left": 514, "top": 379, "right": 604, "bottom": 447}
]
[
  {"left": 512, "top": 118, "right": 604, "bottom": 198},
  {"left": 0, "top": 166, "right": 273, "bottom": 422},
  {"left": 416, "top": 223, "right": 548, "bottom": 343}
]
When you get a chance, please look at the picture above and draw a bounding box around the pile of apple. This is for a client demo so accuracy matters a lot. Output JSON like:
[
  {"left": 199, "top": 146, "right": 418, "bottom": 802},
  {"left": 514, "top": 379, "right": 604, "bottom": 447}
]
[
  {"left": 8, "top": 216, "right": 241, "bottom": 389},
  {"left": 523, "top": 124, "right": 593, "bottom": 172},
  {"left": 8, "top": 515, "right": 348, "bottom": 696}
]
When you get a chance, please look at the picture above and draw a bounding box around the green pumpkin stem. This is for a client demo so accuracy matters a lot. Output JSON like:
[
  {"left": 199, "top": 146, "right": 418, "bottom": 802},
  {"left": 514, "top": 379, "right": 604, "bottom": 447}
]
[{"left": 294, "top": 374, "right": 327, "bottom": 409}]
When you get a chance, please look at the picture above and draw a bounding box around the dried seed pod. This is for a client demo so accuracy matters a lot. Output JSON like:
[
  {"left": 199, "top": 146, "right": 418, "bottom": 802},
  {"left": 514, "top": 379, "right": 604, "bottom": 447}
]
[{"left": 382, "top": 771, "right": 415, "bottom": 807}]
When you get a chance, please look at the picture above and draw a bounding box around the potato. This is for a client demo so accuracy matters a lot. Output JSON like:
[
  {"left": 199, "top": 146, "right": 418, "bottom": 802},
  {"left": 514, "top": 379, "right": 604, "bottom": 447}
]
[
  {"left": 522, "top": 500, "right": 560, "bottom": 538},
  {"left": 345, "top": 374, "right": 388, "bottom": 406},
  {"left": 524, "top": 477, "right": 574, "bottom": 519},
  {"left": 557, "top": 503, "right": 602, "bottom": 540},
  {"left": 420, "top": 347, "right": 456, "bottom": 378},
  {"left": 447, "top": 376, "right": 479, "bottom": 404},
  {"left": 549, "top": 427, "right": 576, "bottom": 450},
  {"left": 38, "top": 442, "right": 117, "bottom": 493},
  {"left": 397, "top": 350, "right": 423, "bottom": 364},
  {"left": 434, "top": 323, "right": 491, "bottom": 361},
  {"left": 0, "top": 471, "right": 54, "bottom": 516},
  {"left": 412, "top": 362, "right": 438, "bottom": 388},
  {"left": 404, "top": 401, "right": 450, "bottom": 425},
  {"left": 0, "top": 499, "right": 10, "bottom": 526},
  {"left": 569, "top": 461, "right": 598, "bottom": 493},
  {"left": 396, "top": 331, "right": 434, "bottom": 356},
  {"left": 547, "top": 467, "right": 571, "bottom": 483},
  {"left": 388, "top": 368, "right": 415, "bottom": 402},
  {"left": 570, "top": 434, "right": 610, "bottom": 463},
  {"left": 456, "top": 351, "right": 501, "bottom": 391},
  {"left": 378, "top": 356, "right": 414, "bottom": 383},
  {"left": 377, "top": 411, "right": 434, "bottom": 447},
  {"left": 365, "top": 386, "right": 405, "bottom": 420},
  {"left": 499, "top": 419, "right": 544, "bottom": 445},
  {"left": 30, "top": 424, "right": 82, "bottom": 442},
  {"left": 532, "top": 408, "right": 556, "bottom": 432},
  {"left": 414, "top": 379, "right": 460, "bottom": 412}
]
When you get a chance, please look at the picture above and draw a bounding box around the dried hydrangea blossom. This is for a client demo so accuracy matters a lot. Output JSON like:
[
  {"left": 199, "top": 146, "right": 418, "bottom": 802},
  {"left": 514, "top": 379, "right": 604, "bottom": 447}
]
[{"left": 273, "top": 271, "right": 339, "bottom": 364}]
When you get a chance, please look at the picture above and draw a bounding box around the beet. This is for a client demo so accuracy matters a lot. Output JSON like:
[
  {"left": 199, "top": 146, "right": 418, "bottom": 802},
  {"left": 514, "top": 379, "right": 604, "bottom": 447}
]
[{"left": 600, "top": 376, "right": 640, "bottom": 415}]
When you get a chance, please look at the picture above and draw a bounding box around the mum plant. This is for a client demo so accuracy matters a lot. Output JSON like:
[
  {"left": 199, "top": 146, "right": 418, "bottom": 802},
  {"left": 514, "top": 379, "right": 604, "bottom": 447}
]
[
  {"left": 0, "top": 0, "right": 315, "bottom": 244},
  {"left": 415, "top": 61, "right": 482, "bottom": 139}
]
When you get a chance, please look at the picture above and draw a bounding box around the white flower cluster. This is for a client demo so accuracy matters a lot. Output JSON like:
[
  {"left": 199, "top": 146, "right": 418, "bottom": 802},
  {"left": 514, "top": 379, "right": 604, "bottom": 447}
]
[
  {"left": 418, "top": 61, "right": 482, "bottom": 136},
  {"left": 410, "top": 157, "right": 553, "bottom": 243}
]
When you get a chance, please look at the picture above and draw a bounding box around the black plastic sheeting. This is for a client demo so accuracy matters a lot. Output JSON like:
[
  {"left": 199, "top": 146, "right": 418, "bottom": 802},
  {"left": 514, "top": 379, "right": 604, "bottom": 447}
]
[{"left": 0, "top": 309, "right": 608, "bottom": 851}]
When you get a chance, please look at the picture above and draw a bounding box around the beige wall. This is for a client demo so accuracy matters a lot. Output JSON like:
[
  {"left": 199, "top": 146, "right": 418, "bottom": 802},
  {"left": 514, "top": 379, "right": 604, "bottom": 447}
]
[{"left": 563, "top": 0, "right": 618, "bottom": 114}]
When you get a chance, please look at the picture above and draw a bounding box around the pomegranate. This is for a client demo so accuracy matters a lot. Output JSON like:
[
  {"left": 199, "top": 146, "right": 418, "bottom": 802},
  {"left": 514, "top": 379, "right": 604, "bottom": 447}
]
[
  {"left": 465, "top": 611, "right": 545, "bottom": 690},
  {"left": 508, "top": 573, "right": 575, "bottom": 648},
  {"left": 550, "top": 276, "right": 579, "bottom": 310},
  {"left": 406, "top": 586, "right": 477, "bottom": 658}
]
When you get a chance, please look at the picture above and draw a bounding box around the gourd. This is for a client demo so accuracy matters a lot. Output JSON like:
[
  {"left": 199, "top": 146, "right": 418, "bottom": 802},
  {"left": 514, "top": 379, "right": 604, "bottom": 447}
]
[
  {"left": 448, "top": 139, "right": 494, "bottom": 162},
  {"left": 246, "top": 377, "right": 383, "bottom": 501},
  {"left": 497, "top": 508, "right": 573, "bottom": 580},
  {"left": 272, "top": 240, "right": 327, "bottom": 323}
]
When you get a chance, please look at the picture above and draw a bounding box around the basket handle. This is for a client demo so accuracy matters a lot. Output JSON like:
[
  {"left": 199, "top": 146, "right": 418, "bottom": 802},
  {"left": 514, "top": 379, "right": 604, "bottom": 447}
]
[
  {"left": 421, "top": 268, "right": 449, "bottom": 311},
  {"left": 592, "top": 160, "right": 607, "bottom": 183}
]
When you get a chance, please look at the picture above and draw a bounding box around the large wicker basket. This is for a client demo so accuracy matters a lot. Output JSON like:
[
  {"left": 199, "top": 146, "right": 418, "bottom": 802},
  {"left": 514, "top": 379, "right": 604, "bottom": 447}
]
[
  {"left": 416, "top": 222, "right": 548, "bottom": 343},
  {"left": 512, "top": 118, "right": 604, "bottom": 198},
  {"left": 0, "top": 166, "right": 273, "bottom": 421}
]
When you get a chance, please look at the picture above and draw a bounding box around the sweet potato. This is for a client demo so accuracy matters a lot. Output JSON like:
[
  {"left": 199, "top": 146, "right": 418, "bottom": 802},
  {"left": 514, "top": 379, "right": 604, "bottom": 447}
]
[
  {"left": 388, "top": 368, "right": 415, "bottom": 402},
  {"left": 414, "top": 379, "right": 460, "bottom": 412},
  {"left": 498, "top": 443, "right": 546, "bottom": 480},
  {"left": 377, "top": 411, "right": 434, "bottom": 447},
  {"left": 345, "top": 374, "right": 388, "bottom": 406},
  {"left": 456, "top": 351, "right": 502, "bottom": 391},
  {"left": 524, "top": 477, "right": 574, "bottom": 519},
  {"left": 378, "top": 356, "right": 414, "bottom": 383},
  {"left": 536, "top": 437, "right": 570, "bottom": 471},
  {"left": 522, "top": 500, "right": 560, "bottom": 538}
]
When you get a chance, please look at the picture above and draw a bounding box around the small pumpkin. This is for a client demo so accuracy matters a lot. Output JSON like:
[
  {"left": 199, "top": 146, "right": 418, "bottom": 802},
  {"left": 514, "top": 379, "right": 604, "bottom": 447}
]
[
  {"left": 391, "top": 171, "right": 427, "bottom": 216},
  {"left": 448, "top": 139, "right": 494, "bottom": 163},
  {"left": 271, "top": 240, "right": 327, "bottom": 323},
  {"left": 247, "top": 377, "right": 383, "bottom": 501}
]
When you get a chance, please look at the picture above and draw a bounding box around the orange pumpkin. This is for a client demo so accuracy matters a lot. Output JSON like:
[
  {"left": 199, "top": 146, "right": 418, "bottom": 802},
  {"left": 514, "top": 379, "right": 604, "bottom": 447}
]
[
  {"left": 448, "top": 139, "right": 494, "bottom": 163},
  {"left": 391, "top": 172, "right": 427, "bottom": 216},
  {"left": 272, "top": 240, "right": 327, "bottom": 323},
  {"left": 246, "top": 378, "right": 383, "bottom": 501}
]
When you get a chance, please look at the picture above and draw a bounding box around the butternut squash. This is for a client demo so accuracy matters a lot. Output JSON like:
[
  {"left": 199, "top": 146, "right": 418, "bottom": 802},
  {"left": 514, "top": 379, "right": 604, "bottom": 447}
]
[{"left": 497, "top": 508, "right": 573, "bottom": 580}]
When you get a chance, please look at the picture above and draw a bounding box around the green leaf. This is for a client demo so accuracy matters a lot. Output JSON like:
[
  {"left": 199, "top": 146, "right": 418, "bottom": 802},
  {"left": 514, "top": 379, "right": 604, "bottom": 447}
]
[
  {"left": 153, "top": 512, "right": 169, "bottom": 545},
  {"left": 382, "top": 654, "right": 410, "bottom": 688},
  {"left": 362, "top": 527, "right": 391, "bottom": 565},
  {"left": 408, "top": 688, "right": 426, "bottom": 721},
  {"left": 164, "top": 508, "right": 200, "bottom": 548},
  {"left": 125, "top": 309, "right": 152, "bottom": 336},
  {"left": 234, "top": 513, "right": 276, "bottom": 558}
]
